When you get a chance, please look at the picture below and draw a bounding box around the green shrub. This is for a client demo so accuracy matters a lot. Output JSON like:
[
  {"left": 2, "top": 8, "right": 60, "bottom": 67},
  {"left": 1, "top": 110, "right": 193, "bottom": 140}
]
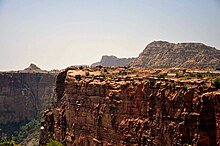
[
  {"left": 79, "top": 66, "right": 83, "bottom": 70},
  {"left": 183, "top": 84, "right": 188, "bottom": 92},
  {"left": 157, "top": 74, "right": 165, "bottom": 78},
  {"left": 213, "top": 78, "right": 220, "bottom": 89},
  {"left": 171, "top": 83, "right": 176, "bottom": 89},
  {"left": 149, "top": 79, "right": 156, "bottom": 86},
  {"left": 85, "top": 71, "right": 90, "bottom": 76},
  {"left": 47, "top": 139, "right": 63, "bottom": 146},
  {"left": 0, "top": 133, "right": 17, "bottom": 146},
  {"left": 106, "top": 74, "right": 114, "bottom": 79},
  {"left": 12, "top": 119, "right": 40, "bottom": 144},
  {"left": 75, "top": 75, "right": 82, "bottom": 81},
  {"left": 0, "top": 140, "right": 17, "bottom": 146},
  {"left": 119, "top": 70, "right": 127, "bottom": 75},
  {"left": 197, "top": 74, "right": 203, "bottom": 78},
  {"left": 190, "top": 73, "right": 195, "bottom": 77}
]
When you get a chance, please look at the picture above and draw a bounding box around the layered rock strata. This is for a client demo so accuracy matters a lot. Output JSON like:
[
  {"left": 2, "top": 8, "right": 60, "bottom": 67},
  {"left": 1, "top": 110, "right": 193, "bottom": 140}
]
[
  {"left": 40, "top": 68, "right": 220, "bottom": 146},
  {"left": 0, "top": 72, "right": 57, "bottom": 124},
  {"left": 130, "top": 41, "right": 220, "bottom": 68}
]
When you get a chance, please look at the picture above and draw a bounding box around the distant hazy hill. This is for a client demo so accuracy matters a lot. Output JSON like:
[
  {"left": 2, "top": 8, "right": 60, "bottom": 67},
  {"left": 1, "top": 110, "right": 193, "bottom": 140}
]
[
  {"left": 24, "top": 63, "right": 43, "bottom": 71},
  {"left": 130, "top": 41, "right": 220, "bottom": 68},
  {"left": 91, "top": 55, "right": 135, "bottom": 67}
]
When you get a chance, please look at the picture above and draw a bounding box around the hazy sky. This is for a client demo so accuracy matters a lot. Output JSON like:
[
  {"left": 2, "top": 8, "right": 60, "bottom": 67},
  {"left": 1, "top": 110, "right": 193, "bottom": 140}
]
[{"left": 0, "top": 0, "right": 220, "bottom": 71}]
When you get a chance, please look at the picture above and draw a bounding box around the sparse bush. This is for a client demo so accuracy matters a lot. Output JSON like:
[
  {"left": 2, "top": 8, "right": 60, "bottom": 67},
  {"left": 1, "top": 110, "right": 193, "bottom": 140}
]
[
  {"left": 104, "top": 68, "right": 108, "bottom": 72},
  {"left": 47, "top": 139, "right": 63, "bottom": 146},
  {"left": 79, "top": 66, "right": 83, "bottom": 70},
  {"left": 149, "top": 79, "right": 156, "bottom": 86},
  {"left": 157, "top": 74, "right": 165, "bottom": 78},
  {"left": 171, "top": 83, "right": 176, "bottom": 89},
  {"left": 183, "top": 84, "right": 187, "bottom": 92},
  {"left": 124, "top": 66, "right": 131, "bottom": 69},
  {"left": 190, "top": 73, "right": 195, "bottom": 77},
  {"left": 12, "top": 119, "right": 40, "bottom": 144},
  {"left": 0, "top": 133, "right": 17, "bottom": 146},
  {"left": 213, "top": 78, "right": 220, "bottom": 89},
  {"left": 75, "top": 75, "right": 82, "bottom": 81},
  {"left": 119, "top": 70, "right": 127, "bottom": 75},
  {"left": 106, "top": 74, "right": 114, "bottom": 79},
  {"left": 0, "top": 140, "right": 17, "bottom": 146},
  {"left": 85, "top": 71, "right": 90, "bottom": 76},
  {"left": 197, "top": 74, "right": 203, "bottom": 78}
]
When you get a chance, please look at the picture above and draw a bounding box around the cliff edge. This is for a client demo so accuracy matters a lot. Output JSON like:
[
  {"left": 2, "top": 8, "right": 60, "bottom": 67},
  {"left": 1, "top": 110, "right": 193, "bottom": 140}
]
[{"left": 40, "top": 67, "right": 220, "bottom": 145}]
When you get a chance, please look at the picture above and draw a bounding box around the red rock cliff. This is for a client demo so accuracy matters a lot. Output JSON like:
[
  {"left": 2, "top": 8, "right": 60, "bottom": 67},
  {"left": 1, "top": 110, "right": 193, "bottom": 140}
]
[
  {"left": 40, "top": 68, "right": 220, "bottom": 145},
  {"left": 0, "top": 72, "right": 57, "bottom": 124}
]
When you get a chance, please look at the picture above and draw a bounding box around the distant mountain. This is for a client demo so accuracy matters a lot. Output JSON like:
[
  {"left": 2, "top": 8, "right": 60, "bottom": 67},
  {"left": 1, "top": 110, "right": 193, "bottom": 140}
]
[
  {"left": 91, "top": 55, "right": 135, "bottom": 67},
  {"left": 24, "top": 63, "right": 42, "bottom": 71},
  {"left": 15, "top": 63, "right": 49, "bottom": 73},
  {"left": 130, "top": 41, "right": 220, "bottom": 68}
]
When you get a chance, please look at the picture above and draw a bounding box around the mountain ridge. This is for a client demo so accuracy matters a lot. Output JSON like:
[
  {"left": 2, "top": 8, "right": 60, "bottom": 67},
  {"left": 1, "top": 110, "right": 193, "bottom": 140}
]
[{"left": 130, "top": 41, "right": 220, "bottom": 68}]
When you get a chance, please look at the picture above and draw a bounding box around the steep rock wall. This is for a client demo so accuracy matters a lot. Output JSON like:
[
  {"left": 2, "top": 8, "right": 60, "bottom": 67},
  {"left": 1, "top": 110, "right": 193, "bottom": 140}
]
[
  {"left": 0, "top": 72, "right": 57, "bottom": 125},
  {"left": 40, "top": 69, "right": 220, "bottom": 145}
]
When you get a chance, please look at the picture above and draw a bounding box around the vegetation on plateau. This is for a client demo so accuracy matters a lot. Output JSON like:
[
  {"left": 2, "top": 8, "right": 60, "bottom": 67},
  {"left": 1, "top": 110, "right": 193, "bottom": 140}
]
[
  {"left": 47, "top": 139, "right": 64, "bottom": 146},
  {"left": 213, "top": 78, "right": 220, "bottom": 89}
]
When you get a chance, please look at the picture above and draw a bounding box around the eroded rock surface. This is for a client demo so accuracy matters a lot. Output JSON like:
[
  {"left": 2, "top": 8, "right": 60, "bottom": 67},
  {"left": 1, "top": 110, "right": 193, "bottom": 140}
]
[
  {"left": 130, "top": 41, "right": 220, "bottom": 68},
  {"left": 0, "top": 72, "right": 57, "bottom": 124},
  {"left": 40, "top": 67, "right": 220, "bottom": 145}
]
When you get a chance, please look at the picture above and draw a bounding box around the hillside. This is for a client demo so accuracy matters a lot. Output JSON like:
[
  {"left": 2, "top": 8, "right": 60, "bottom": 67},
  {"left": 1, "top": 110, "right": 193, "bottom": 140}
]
[
  {"left": 130, "top": 41, "right": 220, "bottom": 68},
  {"left": 91, "top": 55, "right": 135, "bottom": 67}
]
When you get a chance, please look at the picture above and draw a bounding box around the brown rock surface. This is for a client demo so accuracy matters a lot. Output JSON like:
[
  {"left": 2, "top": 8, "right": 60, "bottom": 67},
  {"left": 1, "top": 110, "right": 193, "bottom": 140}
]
[
  {"left": 130, "top": 41, "right": 220, "bottom": 68},
  {"left": 40, "top": 67, "right": 220, "bottom": 145},
  {"left": 0, "top": 72, "right": 57, "bottom": 124}
]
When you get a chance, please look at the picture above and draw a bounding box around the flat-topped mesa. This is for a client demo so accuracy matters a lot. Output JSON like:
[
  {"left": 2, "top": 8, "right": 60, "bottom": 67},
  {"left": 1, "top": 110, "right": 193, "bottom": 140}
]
[
  {"left": 40, "top": 67, "right": 220, "bottom": 145},
  {"left": 91, "top": 55, "right": 135, "bottom": 67}
]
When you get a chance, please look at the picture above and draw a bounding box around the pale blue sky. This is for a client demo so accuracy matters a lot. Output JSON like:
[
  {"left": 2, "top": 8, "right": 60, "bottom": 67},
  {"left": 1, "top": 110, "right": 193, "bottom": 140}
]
[{"left": 0, "top": 0, "right": 220, "bottom": 70}]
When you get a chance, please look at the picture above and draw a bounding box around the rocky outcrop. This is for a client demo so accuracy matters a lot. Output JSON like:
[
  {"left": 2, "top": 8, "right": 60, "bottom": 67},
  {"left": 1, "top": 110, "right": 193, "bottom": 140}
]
[
  {"left": 40, "top": 68, "right": 220, "bottom": 145},
  {"left": 130, "top": 41, "right": 220, "bottom": 68},
  {"left": 91, "top": 55, "right": 135, "bottom": 67},
  {"left": 19, "top": 129, "right": 40, "bottom": 146},
  {"left": 0, "top": 71, "right": 57, "bottom": 136},
  {"left": 24, "top": 64, "right": 43, "bottom": 71}
]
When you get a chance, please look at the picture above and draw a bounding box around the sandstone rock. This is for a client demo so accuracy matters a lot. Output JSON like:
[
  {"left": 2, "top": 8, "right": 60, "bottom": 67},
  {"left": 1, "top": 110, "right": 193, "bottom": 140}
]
[
  {"left": 130, "top": 41, "right": 220, "bottom": 68},
  {"left": 40, "top": 68, "right": 220, "bottom": 145}
]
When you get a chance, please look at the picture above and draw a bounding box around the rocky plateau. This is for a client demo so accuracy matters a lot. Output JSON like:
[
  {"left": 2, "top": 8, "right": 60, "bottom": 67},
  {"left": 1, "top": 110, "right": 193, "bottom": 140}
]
[{"left": 40, "top": 66, "right": 220, "bottom": 145}]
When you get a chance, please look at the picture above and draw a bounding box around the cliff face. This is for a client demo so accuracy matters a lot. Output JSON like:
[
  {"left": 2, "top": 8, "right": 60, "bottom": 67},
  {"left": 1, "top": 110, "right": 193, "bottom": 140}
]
[
  {"left": 0, "top": 72, "right": 57, "bottom": 125},
  {"left": 91, "top": 55, "right": 135, "bottom": 67},
  {"left": 40, "top": 68, "right": 220, "bottom": 145},
  {"left": 130, "top": 41, "right": 220, "bottom": 68}
]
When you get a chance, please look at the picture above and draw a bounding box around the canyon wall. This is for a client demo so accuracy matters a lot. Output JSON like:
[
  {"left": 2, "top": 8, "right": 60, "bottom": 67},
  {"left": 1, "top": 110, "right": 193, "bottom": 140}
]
[
  {"left": 40, "top": 69, "right": 220, "bottom": 145},
  {"left": 0, "top": 72, "right": 57, "bottom": 125}
]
